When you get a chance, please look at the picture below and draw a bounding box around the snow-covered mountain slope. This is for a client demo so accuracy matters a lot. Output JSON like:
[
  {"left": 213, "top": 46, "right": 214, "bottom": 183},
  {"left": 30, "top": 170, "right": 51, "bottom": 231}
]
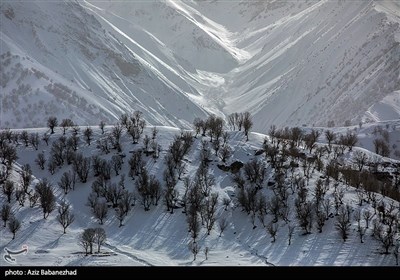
[
  {"left": 364, "top": 91, "right": 400, "bottom": 122},
  {"left": 1, "top": 0, "right": 399, "bottom": 132},
  {"left": 85, "top": 0, "right": 400, "bottom": 132},
  {"left": 221, "top": 0, "right": 400, "bottom": 131},
  {"left": 0, "top": 125, "right": 399, "bottom": 266},
  {"left": 0, "top": 1, "right": 208, "bottom": 129}
]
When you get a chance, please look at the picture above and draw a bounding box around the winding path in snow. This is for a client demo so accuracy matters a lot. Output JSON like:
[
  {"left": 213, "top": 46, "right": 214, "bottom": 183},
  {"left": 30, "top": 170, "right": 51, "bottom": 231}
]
[{"left": 103, "top": 243, "right": 154, "bottom": 266}]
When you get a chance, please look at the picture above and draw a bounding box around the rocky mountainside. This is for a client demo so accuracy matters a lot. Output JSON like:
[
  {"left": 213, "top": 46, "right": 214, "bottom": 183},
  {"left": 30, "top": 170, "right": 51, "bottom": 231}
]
[{"left": 1, "top": 0, "right": 399, "bottom": 132}]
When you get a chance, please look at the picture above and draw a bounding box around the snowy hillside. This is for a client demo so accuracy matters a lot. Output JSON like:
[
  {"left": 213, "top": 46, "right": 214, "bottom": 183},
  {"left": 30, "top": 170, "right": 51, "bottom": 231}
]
[
  {"left": 84, "top": 0, "right": 400, "bottom": 131},
  {"left": 299, "top": 119, "right": 400, "bottom": 161},
  {"left": 1, "top": 116, "right": 399, "bottom": 266},
  {"left": 217, "top": 0, "right": 400, "bottom": 131},
  {"left": 0, "top": 1, "right": 208, "bottom": 129},
  {"left": 1, "top": 0, "right": 399, "bottom": 131},
  {"left": 364, "top": 91, "right": 400, "bottom": 123}
]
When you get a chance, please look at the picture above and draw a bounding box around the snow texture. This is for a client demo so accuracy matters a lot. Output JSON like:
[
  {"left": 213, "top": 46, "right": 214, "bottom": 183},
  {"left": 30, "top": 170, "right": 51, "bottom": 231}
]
[
  {"left": 0, "top": 125, "right": 399, "bottom": 266},
  {"left": 1, "top": 0, "right": 399, "bottom": 131}
]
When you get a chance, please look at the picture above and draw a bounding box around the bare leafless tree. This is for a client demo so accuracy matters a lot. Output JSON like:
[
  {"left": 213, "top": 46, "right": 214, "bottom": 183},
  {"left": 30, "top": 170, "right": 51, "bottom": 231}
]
[
  {"left": 136, "top": 169, "right": 152, "bottom": 211},
  {"left": 353, "top": 150, "right": 368, "bottom": 171},
  {"left": 84, "top": 127, "right": 93, "bottom": 146},
  {"left": 353, "top": 209, "right": 361, "bottom": 228},
  {"left": 148, "top": 175, "right": 161, "bottom": 206},
  {"left": 71, "top": 125, "right": 80, "bottom": 136},
  {"left": 187, "top": 205, "right": 201, "bottom": 243},
  {"left": 373, "top": 138, "right": 390, "bottom": 157},
  {"left": 128, "top": 150, "right": 143, "bottom": 178},
  {"left": 57, "top": 200, "right": 75, "bottom": 233},
  {"left": 236, "top": 112, "right": 244, "bottom": 131},
  {"left": 111, "top": 123, "right": 123, "bottom": 152},
  {"left": 267, "top": 196, "right": 281, "bottom": 224},
  {"left": 60, "top": 118, "right": 74, "bottom": 135},
  {"left": 0, "top": 142, "right": 18, "bottom": 170},
  {"left": 204, "top": 247, "right": 209, "bottom": 260},
  {"left": 242, "top": 112, "right": 253, "bottom": 141},
  {"left": 96, "top": 138, "right": 110, "bottom": 154},
  {"left": 65, "top": 140, "right": 77, "bottom": 163},
  {"left": 375, "top": 223, "right": 396, "bottom": 254},
  {"left": 42, "top": 132, "right": 50, "bottom": 146},
  {"left": 87, "top": 192, "right": 99, "bottom": 210},
  {"left": 295, "top": 199, "right": 313, "bottom": 234},
  {"left": 105, "top": 183, "right": 123, "bottom": 208},
  {"left": 99, "top": 121, "right": 106, "bottom": 134},
  {"left": 189, "top": 241, "right": 200, "bottom": 261},
  {"left": 219, "top": 144, "right": 232, "bottom": 163},
  {"left": 94, "top": 160, "right": 110, "bottom": 182},
  {"left": 288, "top": 223, "right": 295, "bottom": 245},
  {"left": 355, "top": 188, "right": 365, "bottom": 207},
  {"left": 142, "top": 134, "right": 151, "bottom": 154},
  {"left": 313, "top": 179, "right": 326, "bottom": 209},
  {"left": 111, "top": 155, "right": 123, "bottom": 176},
  {"left": 316, "top": 210, "right": 326, "bottom": 233},
  {"left": 206, "top": 115, "right": 224, "bottom": 143},
  {"left": 128, "top": 126, "right": 141, "bottom": 144},
  {"left": 15, "top": 189, "right": 26, "bottom": 206},
  {"left": 93, "top": 201, "right": 108, "bottom": 225},
  {"left": 20, "top": 164, "right": 32, "bottom": 193},
  {"left": 35, "top": 152, "right": 46, "bottom": 170},
  {"left": 243, "top": 159, "right": 266, "bottom": 189},
  {"left": 227, "top": 113, "right": 236, "bottom": 131},
  {"left": 36, "top": 180, "right": 56, "bottom": 219},
  {"left": 394, "top": 242, "right": 399, "bottom": 265},
  {"left": 196, "top": 164, "right": 215, "bottom": 198},
  {"left": 335, "top": 205, "right": 351, "bottom": 241},
  {"left": 193, "top": 118, "right": 204, "bottom": 137},
  {"left": 325, "top": 130, "right": 336, "bottom": 152},
  {"left": 8, "top": 217, "right": 21, "bottom": 240},
  {"left": 304, "top": 129, "right": 321, "bottom": 153},
  {"left": 94, "top": 228, "right": 107, "bottom": 253},
  {"left": 47, "top": 117, "right": 58, "bottom": 134},
  {"left": 73, "top": 153, "right": 91, "bottom": 183},
  {"left": 177, "top": 162, "right": 186, "bottom": 180},
  {"left": 2, "top": 180, "right": 14, "bottom": 203},
  {"left": 29, "top": 133, "right": 40, "bottom": 150},
  {"left": 340, "top": 131, "right": 358, "bottom": 152},
  {"left": 47, "top": 159, "right": 57, "bottom": 175},
  {"left": 1, "top": 204, "right": 12, "bottom": 227},
  {"left": 28, "top": 192, "right": 40, "bottom": 208},
  {"left": 266, "top": 221, "right": 278, "bottom": 243},
  {"left": 218, "top": 217, "right": 228, "bottom": 237},
  {"left": 358, "top": 224, "right": 366, "bottom": 243},
  {"left": 115, "top": 191, "right": 134, "bottom": 227},
  {"left": 222, "top": 197, "right": 231, "bottom": 211},
  {"left": 204, "top": 193, "right": 219, "bottom": 235},
  {"left": 363, "top": 210, "right": 372, "bottom": 228},
  {"left": 79, "top": 228, "right": 95, "bottom": 255},
  {"left": 58, "top": 172, "right": 72, "bottom": 194}
]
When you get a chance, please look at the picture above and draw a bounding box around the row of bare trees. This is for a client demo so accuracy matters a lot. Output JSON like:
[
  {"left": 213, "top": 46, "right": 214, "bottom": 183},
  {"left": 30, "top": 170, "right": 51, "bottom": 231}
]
[{"left": 194, "top": 112, "right": 253, "bottom": 142}]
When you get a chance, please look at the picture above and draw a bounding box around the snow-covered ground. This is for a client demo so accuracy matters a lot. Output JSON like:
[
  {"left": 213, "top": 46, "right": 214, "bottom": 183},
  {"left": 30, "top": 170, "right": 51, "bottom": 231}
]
[
  {"left": 364, "top": 91, "right": 400, "bottom": 123},
  {"left": 1, "top": 125, "right": 398, "bottom": 266},
  {"left": 298, "top": 119, "right": 400, "bottom": 162}
]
